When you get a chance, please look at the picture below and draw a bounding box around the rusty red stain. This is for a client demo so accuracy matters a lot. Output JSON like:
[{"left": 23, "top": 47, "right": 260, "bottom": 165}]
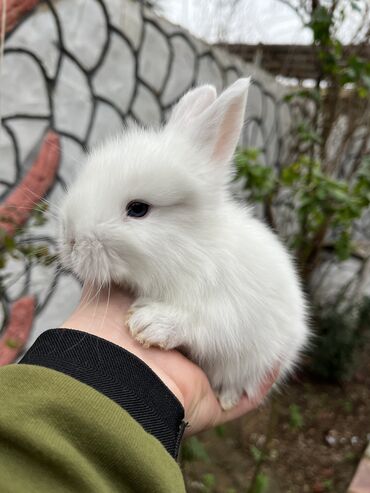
[
  {"left": 0, "top": 131, "right": 60, "bottom": 363},
  {"left": 0, "top": 0, "right": 41, "bottom": 37},
  {"left": 0, "top": 131, "right": 60, "bottom": 236},
  {"left": 0, "top": 295, "right": 35, "bottom": 366}
]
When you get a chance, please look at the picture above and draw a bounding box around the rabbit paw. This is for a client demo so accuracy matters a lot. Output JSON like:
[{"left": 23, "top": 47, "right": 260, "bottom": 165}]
[
  {"left": 218, "top": 388, "right": 243, "bottom": 411},
  {"left": 128, "top": 303, "right": 180, "bottom": 350}
]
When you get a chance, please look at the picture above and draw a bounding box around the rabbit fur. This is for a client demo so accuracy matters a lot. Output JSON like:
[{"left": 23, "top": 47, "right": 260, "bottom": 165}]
[{"left": 59, "top": 78, "right": 309, "bottom": 410}]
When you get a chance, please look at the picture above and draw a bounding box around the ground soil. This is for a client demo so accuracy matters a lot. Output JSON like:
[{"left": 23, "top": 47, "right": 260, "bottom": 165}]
[{"left": 182, "top": 348, "right": 370, "bottom": 493}]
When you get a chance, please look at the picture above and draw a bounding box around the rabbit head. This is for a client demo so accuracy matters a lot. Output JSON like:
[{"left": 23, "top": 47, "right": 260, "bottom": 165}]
[{"left": 59, "top": 78, "right": 250, "bottom": 294}]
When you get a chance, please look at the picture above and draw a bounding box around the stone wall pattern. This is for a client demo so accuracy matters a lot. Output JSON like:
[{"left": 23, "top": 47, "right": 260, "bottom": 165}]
[{"left": 0, "top": 0, "right": 294, "bottom": 357}]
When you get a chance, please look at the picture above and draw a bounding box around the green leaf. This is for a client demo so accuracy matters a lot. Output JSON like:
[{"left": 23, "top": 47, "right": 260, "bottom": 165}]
[
  {"left": 41, "top": 254, "right": 57, "bottom": 266},
  {"left": 281, "top": 163, "right": 301, "bottom": 186},
  {"left": 6, "top": 338, "right": 20, "bottom": 349},
  {"left": 249, "top": 445, "right": 263, "bottom": 463},
  {"left": 328, "top": 187, "right": 348, "bottom": 202},
  {"left": 0, "top": 255, "right": 6, "bottom": 269},
  {"left": 358, "top": 86, "right": 369, "bottom": 99},
  {"left": 308, "top": 5, "right": 334, "bottom": 46},
  {"left": 342, "top": 400, "right": 353, "bottom": 413},
  {"left": 3, "top": 235, "right": 16, "bottom": 252},
  {"left": 202, "top": 473, "right": 216, "bottom": 489},
  {"left": 235, "top": 148, "right": 277, "bottom": 202},
  {"left": 181, "top": 437, "right": 210, "bottom": 463},
  {"left": 214, "top": 424, "right": 226, "bottom": 438},
  {"left": 323, "top": 478, "right": 334, "bottom": 491},
  {"left": 334, "top": 229, "right": 352, "bottom": 261},
  {"left": 289, "top": 404, "right": 304, "bottom": 429},
  {"left": 250, "top": 472, "right": 269, "bottom": 493}
]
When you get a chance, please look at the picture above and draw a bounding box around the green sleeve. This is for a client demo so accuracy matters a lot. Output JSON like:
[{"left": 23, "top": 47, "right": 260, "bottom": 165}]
[{"left": 0, "top": 365, "right": 186, "bottom": 493}]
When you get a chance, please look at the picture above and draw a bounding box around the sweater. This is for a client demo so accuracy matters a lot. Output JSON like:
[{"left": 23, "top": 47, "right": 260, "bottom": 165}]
[{"left": 0, "top": 329, "right": 187, "bottom": 492}]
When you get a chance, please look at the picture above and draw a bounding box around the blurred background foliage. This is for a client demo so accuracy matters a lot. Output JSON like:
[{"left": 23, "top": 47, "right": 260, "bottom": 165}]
[
  {"left": 0, "top": 203, "right": 55, "bottom": 333},
  {"left": 236, "top": 0, "right": 370, "bottom": 383}
]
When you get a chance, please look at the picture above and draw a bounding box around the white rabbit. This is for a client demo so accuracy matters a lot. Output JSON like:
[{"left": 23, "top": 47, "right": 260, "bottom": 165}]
[{"left": 59, "top": 78, "right": 309, "bottom": 410}]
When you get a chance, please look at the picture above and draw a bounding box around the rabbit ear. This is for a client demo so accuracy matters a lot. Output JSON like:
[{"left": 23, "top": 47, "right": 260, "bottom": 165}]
[
  {"left": 168, "top": 85, "right": 217, "bottom": 126},
  {"left": 191, "top": 78, "right": 250, "bottom": 168}
]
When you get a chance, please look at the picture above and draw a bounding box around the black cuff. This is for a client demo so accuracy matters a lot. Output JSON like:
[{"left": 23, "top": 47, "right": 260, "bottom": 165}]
[{"left": 19, "top": 328, "right": 185, "bottom": 458}]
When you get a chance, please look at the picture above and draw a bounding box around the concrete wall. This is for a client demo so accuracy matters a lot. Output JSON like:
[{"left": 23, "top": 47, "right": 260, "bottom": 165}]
[
  {"left": 1, "top": 0, "right": 369, "bottom": 354},
  {"left": 0, "top": 0, "right": 299, "bottom": 348}
]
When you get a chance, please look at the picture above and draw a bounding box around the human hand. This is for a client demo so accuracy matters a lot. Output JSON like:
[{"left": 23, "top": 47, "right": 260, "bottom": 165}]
[{"left": 61, "top": 283, "right": 277, "bottom": 436}]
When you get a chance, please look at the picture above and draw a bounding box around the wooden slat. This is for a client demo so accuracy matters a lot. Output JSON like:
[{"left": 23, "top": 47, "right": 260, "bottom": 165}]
[{"left": 216, "top": 43, "right": 370, "bottom": 80}]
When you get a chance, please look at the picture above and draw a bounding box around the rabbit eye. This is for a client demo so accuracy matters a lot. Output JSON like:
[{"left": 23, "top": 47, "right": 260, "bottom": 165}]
[{"left": 126, "top": 201, "right": 150, "bottom": 218}]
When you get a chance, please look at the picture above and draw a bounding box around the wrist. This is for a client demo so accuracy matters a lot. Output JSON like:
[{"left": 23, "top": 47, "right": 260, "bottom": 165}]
[
  {"left": 20, "top": 328, "right": 185, "bottom": 457},
  {"left": 61, "top": 284, "right": 186, "bottom": 408}
]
